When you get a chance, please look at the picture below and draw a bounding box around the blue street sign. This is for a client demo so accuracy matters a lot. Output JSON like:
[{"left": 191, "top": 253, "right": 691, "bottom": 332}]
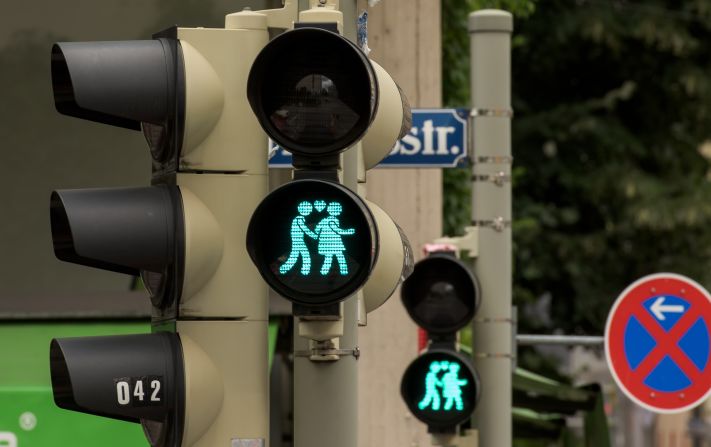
[{"left": 269, "top": 108, "right": 469, "bottom": 168}]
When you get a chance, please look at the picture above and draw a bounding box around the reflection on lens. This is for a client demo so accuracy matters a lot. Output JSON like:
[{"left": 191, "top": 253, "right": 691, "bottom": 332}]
[
  {"left": 401, "top": 255, "right": 479, "bottom": 334},
  {"left": 142, "top": 123, "right": 166, "bottom": 161},
  {"left": 269, "top": 74, "right": 360, "bottom": 148},
  {"left": 141, "top": 419, "right": 166, "bottom": 447},
  {"left": 247, "top": 27, "right": 377, "bottom": 157},
  {"left": 141, "top": 270, "right": 165, "bottom": 305}
]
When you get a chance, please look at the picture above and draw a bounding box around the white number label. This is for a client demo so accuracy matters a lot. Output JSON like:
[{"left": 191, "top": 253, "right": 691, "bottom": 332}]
[
  {"left": 151, "top": 380, "right": 161, "bottom": 402},
  {"left": 133, "top": 380, "right": 145, "bottom": 401},
  {"left": 114, "top": 376, "right": 163, "bottom": 406},
  {"left": 116, "top": 381, "right": 130, "bottom": 405}
]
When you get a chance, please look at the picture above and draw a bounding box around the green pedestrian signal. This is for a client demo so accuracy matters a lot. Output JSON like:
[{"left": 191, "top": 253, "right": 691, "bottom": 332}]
[
  {"left": 418, "top": 360, "right": 469, "bottom": 412},
  {"left": 401, "top": 350, "right": 479, "bottom": 429},
  {"left": 247, "top": 179, "right": 377, "bottom": 307},
  {"left": 279, "top": 200, "right": 356, "bottom": 277}
]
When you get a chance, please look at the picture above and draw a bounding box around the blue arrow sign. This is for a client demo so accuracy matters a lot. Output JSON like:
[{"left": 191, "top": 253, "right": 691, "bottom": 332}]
[{"left": 269, "top": 108, "right": 469, "bottom": 168}]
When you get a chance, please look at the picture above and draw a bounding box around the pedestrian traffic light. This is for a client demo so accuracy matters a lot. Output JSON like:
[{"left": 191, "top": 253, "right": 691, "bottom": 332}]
[
  {"left": 401, "top": 349, "right": 479, "bottom": 429},
  {"left": 245, "top": 25, "right": 412, "bottom": 310},
  {"left": 47, "top": 9, "right": 273, "bottom": 446},
  {"left": 400, "top": 253, "right": 481, "bottom": 432}
]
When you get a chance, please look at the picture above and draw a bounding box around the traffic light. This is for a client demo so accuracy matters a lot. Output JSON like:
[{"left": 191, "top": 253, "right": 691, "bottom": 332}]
[
  {"left": 400, "top": 253, "right": 482, "bottom": 432},
  {"left": 245, "top": 26, "right": 412, "bottom": 312},
  {"left": 47, "top": 10, "right": 272, "bottom": 447}
]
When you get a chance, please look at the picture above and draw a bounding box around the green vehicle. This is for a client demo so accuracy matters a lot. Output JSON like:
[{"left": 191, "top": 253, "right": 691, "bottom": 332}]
[
  {"left": 0, "top": 292, "right": 152, "bottom": 446},
  {"left": 0, "top": 292, "right": 281, "bottom": 447}
]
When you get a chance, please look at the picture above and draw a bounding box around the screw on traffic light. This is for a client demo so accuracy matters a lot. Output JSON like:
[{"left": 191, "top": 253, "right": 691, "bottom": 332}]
[
  {"left": 245, "top": 25, "right": 413, "bottom": 315},
  {"left": 400, "top": 253, "right": 482, "bottom": 433},
  {"left": 46, "top": 8, "right": 280, "bottom": 446}
]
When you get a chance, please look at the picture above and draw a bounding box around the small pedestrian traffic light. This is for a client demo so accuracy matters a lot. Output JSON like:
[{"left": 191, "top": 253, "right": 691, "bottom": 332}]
[
  {"left": 400, "top": 253, "right": 481, "bottom": 432},
  {"left": 401, "top": 349, "right": 479, "bottom": 429}
]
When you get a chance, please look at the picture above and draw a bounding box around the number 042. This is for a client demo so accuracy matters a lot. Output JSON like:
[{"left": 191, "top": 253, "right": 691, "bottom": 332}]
[{"left": 116, "top": 379, "right": 162, "bottom": 405}]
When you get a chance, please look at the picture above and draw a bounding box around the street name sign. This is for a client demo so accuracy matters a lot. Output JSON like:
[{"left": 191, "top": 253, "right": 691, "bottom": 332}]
[
  {"left": 605, "top": 273, "right": 711, "bottom": 413},
  {"left": 269, "top": 108, "right": 468, "bottom": 168}
]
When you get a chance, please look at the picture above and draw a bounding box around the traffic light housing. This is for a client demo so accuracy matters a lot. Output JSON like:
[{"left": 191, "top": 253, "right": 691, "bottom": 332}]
[
  {"left": 47, "top": 9, "right": 272, "bottom": 447},
  {"left": 400, "top": 253, "right": 482, "bottom": 432},
  {"left": 245, "top": 25, "right": 412, "bottom": 313}
]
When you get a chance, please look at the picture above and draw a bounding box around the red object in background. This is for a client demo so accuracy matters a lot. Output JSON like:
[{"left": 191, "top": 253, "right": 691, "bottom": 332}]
[{"left": 417, "top": 327, "right": 428, "bottom": 352}]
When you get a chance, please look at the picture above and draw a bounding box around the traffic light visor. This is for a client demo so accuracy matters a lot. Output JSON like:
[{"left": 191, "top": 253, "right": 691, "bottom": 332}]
[
  {"left": 247, "top": 27, "right": 377, "bottom": 158},
  {"left": 246, "top": 179, "right": 377, "bottom": 306},
  {"left": 51, "top": 40, "right": 180, "bottom": 130},
  {"left": 401, "top": 349, "right": 480, "bottom": 428},
  {"left": 50, "top": 333, "right": 184, "bottom": 446},
  {"left": 50, "top": 186, "right": 180, "bottom": 275},
  {"left": 401, "top": 254, "right": 480, "bottom": 334},
  {"left": 51, "top": 39, "right": 184, "bottom": 163}
]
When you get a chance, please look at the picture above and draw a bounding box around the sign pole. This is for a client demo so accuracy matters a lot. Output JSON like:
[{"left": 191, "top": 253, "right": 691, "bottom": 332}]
[{"left": 468, "top": 10, "right": 514, "bottom": 447}]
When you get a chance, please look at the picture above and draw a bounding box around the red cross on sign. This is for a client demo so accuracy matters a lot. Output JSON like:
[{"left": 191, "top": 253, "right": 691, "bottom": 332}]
[{"left": 605, "top": 273, "right": 711, "bottom": 413}]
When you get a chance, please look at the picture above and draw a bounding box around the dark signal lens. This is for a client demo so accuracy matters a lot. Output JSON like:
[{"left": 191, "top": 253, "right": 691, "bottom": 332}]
[
  {"left": 401, "top": 254, "right": 480, "bottom": 335},
  {"left": 247, "top": 28, "right": 377, "bottom": 157}
]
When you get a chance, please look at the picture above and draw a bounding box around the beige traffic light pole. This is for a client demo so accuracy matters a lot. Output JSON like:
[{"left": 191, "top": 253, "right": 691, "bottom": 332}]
[
  {"left": 290, "top": 2, "right": 413, "bottom": 447},
  {"left": 288, "top": 4, "right": 358, "bottom": 447},
  {"left": 468, "top": 10, "right": 514, "bottom": 447}
]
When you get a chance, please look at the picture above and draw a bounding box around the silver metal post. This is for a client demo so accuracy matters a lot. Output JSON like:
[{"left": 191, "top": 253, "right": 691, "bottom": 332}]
[
  {"left": 468, "top": 10, "right": 514, "bottom": 447},
  {"left": 516, "top": 334, "right": 605, "bottom": 347}
]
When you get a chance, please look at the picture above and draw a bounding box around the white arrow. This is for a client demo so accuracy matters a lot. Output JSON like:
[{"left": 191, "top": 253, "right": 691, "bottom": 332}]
[{"left": 650, "top": 296, "right": 685, "bottom": 321}]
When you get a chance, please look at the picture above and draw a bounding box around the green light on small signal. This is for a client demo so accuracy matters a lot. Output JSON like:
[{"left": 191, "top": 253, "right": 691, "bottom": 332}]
[{"left": 418, "top": 360, "right": 468, "bottom": 412}]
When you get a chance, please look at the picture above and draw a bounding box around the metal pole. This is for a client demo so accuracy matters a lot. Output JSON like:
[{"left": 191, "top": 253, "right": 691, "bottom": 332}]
[
  {"left": 292, "top": 301, "right": 359, "bottom": 447},
  {"left": 468, "top": 10, "right": 513, "bottom": 447},
  {"left": 293, "top": 3, "right": 359, "bottom": 447},
  {"left": 516, "top": 335, "right": 605, "bottom": 347}
]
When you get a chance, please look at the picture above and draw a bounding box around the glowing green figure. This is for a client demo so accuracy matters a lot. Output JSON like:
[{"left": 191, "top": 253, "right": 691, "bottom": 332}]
[
  {"left": 418, "top": 362, "right": 442, "bottom": 411},
  {"left": 279, "top": 201, "right": 318, "bottom": 276},
  {"left": 315, "top": 202, "right": 355, "bottom": 276},
  {"left": 442, "top": 362, "right": 468, "bottom": 411}
]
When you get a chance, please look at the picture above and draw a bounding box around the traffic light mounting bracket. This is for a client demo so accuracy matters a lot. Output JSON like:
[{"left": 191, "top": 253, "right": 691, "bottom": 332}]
[
  {"left": 226, "top": 0, "right": 297, "bottom": 30},
  {"left": 433, "top": 226, "right": 479, "bottom": 258}
]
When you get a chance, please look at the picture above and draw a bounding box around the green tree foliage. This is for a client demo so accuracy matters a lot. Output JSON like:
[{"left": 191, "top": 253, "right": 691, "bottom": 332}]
[
  {"left": 514, "top": 0, "right": 711, "bottom": 334},
  {"left": 444, "top": 0, "right": 711, "bottom": 335}
]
